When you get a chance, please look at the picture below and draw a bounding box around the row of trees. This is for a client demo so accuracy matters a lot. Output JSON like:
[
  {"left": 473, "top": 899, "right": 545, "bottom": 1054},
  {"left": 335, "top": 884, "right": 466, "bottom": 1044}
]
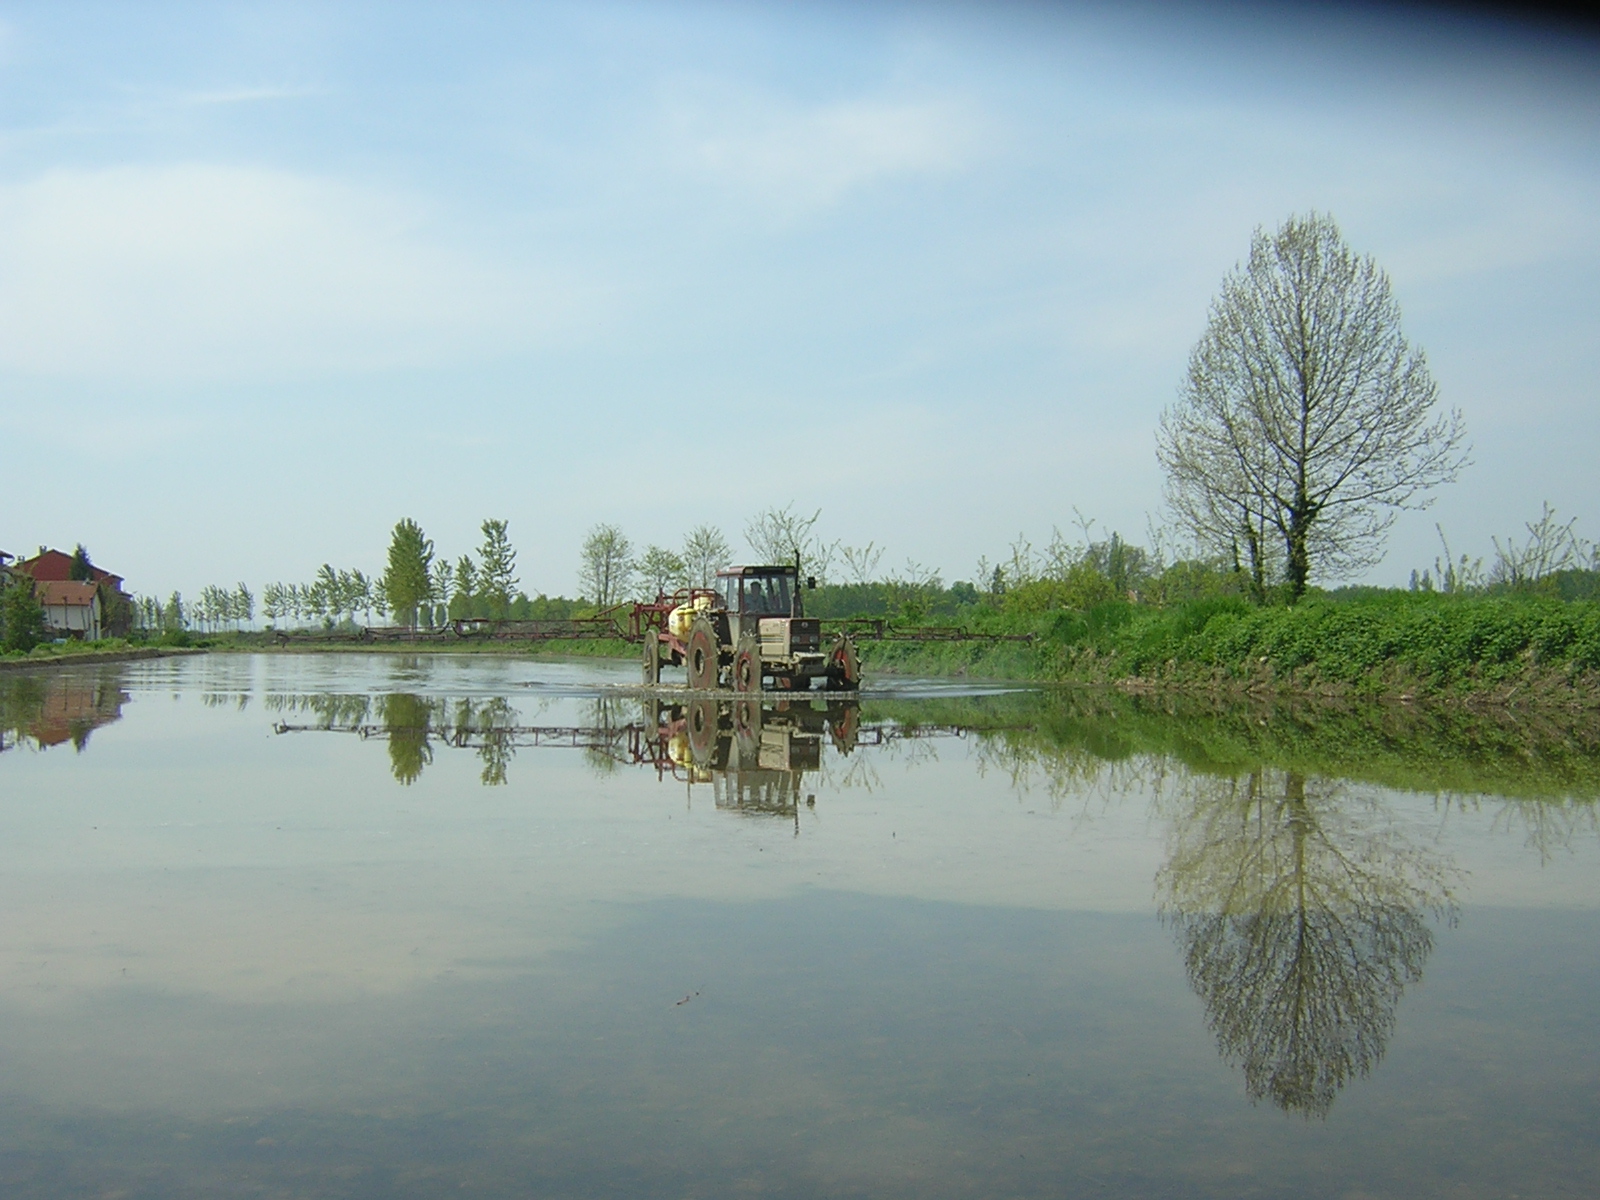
[
  {"left": 263, "top": 568, "right": 379, "bottom": 629},
  {"left": 577, "top": 507, "right": 930, "bottom": 606},
  {"left": 191, "top": 583, "right": 255, "bottom": 632},
  {"left": 381, "top": 518, "right": 521, "bottom": 629}
]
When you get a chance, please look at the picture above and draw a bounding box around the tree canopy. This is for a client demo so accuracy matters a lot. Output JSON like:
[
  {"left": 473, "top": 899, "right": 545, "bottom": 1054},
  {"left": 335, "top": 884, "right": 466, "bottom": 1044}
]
[
  {"left": 381, "top": 519, "right": 434, "bottom": 628},
  {"left": 579, "top": 524, "right": 633, "bottom": 607},
  {"left": 1158, "top": 212, "right": 1468, "bottom": 601}
]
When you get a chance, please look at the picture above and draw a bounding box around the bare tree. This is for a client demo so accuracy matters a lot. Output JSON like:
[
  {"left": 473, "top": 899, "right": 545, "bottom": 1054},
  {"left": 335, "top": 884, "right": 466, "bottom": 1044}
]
[
  {"left": 681, "top": 524, "right": 731, "bottom": 588},
  {"left": 839, "top": 542, "right": 885, "bottom": 586},
  {"left": 1158, "top": 213, "right": 1468, "bottom": 601},
  {"left": 637, "top": 545, "right": 688, "bottom": 597},
  {"left": 744, "top": 504, "right": 835, "bottom": 580},
  {"left": 1490, "top": 504, "right": 1592, "bottom": 588},
  {"left": 579, "top": 523, "right": 634, "bottom": 606}
]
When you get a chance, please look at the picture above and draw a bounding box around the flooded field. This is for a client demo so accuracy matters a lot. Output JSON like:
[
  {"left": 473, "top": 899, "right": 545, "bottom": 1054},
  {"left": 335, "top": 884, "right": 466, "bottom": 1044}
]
[{"left": 2, "top": 653, "right": 1597, "bottom": 1198}]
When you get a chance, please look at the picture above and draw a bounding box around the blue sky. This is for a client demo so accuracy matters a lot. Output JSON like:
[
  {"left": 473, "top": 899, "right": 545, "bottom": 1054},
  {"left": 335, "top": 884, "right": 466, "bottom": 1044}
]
[{"left": 2, "top": 1, "right": 1596, "bottom": 600}]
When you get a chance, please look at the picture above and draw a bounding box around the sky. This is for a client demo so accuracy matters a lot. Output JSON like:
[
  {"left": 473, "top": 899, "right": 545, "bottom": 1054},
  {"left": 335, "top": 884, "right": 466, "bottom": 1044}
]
[{"left": 1, "top": 0, "right": 1597, "bottom": 601}]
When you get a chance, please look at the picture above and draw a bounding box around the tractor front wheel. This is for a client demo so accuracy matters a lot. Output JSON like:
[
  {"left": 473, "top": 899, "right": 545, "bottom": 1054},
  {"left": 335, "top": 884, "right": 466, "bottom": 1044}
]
[
  {"left": 732, "top": 636, "right": 762, "bottom": 693},
  {"left": 642, "top": 635, "right": 661, "bottom": 685}
]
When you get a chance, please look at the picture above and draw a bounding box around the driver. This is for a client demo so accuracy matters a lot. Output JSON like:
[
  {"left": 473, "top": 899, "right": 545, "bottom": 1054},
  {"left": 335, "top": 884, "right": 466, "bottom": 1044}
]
[{"left": 745, "top": 580, "right": 766, "bottom": 613}]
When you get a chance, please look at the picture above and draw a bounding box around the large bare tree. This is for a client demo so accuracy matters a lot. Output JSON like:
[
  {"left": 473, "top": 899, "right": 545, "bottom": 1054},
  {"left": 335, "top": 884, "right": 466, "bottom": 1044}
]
[
  {"left": 579, "top": 523, "right": 634, "bottom": 606},
  {"left": 1158, "top": 213, "right": 1468, "bottom": 600},
  {"left": 680, "top": 524, "right": 731, "bottom": 589},
  {"left": 744, "top": 504, "right": 835, "bottom": 581}
]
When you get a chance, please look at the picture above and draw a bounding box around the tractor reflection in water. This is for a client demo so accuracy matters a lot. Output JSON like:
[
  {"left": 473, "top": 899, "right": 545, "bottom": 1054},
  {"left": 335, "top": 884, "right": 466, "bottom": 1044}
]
[{"left": 652, "top": 697, "right": 861, "bottom": 822}]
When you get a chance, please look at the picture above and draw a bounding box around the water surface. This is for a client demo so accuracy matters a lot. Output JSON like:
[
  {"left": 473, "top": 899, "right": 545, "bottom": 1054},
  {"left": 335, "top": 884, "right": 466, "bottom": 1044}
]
[{"left": 1, "top": 653, "right": 1597, "bottom": 1197}]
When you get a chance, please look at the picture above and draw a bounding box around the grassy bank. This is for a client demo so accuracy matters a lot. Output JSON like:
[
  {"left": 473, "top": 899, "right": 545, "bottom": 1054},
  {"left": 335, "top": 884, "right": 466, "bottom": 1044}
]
[
  {"left": 0, "top": 637, "right": 203, "bottom": 671},
  {"left": 862, "top": 592, "right": 1600, "bottom": 705}
]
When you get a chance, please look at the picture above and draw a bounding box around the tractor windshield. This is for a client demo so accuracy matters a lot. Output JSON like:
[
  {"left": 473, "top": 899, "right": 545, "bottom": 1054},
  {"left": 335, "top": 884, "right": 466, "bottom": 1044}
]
[{"left": 743, "top": 573, "right": 793, "bottom": 616}]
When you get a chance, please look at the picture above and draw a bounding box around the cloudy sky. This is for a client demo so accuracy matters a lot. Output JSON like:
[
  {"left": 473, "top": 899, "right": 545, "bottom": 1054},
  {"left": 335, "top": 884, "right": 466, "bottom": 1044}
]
[{"left": 2, "top": 1, "right": 1596, "bottom": 600}]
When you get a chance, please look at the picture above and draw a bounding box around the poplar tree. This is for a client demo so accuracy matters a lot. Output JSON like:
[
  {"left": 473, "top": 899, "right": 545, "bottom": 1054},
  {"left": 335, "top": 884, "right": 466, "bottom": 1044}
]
[
  {"left": 477, "top": 519, "right": 518, "bottom": 615},
  {"left": 453, "top": 556, "right": 478, "bottom": 618},
  {"left": 381, "top": 519, "right": 434, "bottom": 629}
]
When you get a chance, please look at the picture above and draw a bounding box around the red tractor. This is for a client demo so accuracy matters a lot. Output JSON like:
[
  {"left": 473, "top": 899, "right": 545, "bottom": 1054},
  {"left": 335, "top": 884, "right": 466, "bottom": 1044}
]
[{"left": 640, "top": 564, "right": 860, "bottom": 692}]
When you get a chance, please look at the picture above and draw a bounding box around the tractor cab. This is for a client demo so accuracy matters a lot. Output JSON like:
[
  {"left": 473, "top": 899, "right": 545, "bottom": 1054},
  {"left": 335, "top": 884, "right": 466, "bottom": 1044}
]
[{"left": 715, "top": 565, "right": 802, "bottom": 619}]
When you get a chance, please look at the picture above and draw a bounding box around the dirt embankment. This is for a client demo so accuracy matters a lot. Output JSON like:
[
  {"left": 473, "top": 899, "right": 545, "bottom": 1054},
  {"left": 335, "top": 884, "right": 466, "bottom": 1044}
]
[{"left": 0, "top": 646, "right": 205, "bottom": 672}]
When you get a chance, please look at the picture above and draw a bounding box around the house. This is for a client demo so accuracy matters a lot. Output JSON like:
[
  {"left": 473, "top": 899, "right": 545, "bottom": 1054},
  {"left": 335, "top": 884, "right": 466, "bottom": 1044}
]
[
  {"left": 16, "top": 548, "right": 127, "bottom": 593},
  {"left": 13, "top": 548, "right": 133, "bottom": 637},
  {"left": 36, "top": 581, "right": 104, "bottom": 639}
]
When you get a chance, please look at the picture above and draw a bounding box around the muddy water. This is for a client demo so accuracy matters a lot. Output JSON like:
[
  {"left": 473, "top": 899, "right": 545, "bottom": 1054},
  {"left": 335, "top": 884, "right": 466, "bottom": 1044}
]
[{"left": 1, "top": 653, "right": 1596, "bottom": 1198}]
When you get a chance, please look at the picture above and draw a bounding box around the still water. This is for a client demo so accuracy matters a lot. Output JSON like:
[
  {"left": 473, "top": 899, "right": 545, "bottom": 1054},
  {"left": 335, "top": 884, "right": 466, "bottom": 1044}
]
[{"left": 1, "top": 653, "right": 1597, "bottom": 1198}]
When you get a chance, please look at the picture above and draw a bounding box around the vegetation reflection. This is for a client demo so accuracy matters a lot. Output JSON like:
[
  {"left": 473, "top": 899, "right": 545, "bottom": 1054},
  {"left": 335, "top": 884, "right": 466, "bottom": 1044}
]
[{"left": 1156, "top": 767, "right": 1458, "bottom": 1117}]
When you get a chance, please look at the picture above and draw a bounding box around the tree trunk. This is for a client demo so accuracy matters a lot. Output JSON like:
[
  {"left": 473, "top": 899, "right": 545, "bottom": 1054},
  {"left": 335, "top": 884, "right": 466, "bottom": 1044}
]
[{"left": 1285, "top": 503, "right": 1312, "bottom": 603}]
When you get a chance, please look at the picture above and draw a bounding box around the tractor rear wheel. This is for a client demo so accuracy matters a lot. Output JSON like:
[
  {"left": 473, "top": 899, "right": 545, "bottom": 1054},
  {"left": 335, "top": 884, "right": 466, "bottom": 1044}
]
[
  {"left": 686, "top": 618, "right": 719, "bottom": 691},
  {"left": 732, "top": 636, "right": 761, "bottom": 693}
]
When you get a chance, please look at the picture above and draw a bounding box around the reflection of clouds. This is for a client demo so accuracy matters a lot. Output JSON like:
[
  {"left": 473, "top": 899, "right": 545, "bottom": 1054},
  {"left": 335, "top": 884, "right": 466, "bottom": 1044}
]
[{"left": 1158, "top": 769, "right": 1460, "bottom": 1118}]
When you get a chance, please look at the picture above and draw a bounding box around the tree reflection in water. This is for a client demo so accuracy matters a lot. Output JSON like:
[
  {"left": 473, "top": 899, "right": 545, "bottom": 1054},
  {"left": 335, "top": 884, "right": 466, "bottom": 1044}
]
[
  {"left": 380, "top": 693, "right": 436, "bottom": 785},
  {"left": 1157, "top": 768, "right": 1459, "bottom": 1117}
]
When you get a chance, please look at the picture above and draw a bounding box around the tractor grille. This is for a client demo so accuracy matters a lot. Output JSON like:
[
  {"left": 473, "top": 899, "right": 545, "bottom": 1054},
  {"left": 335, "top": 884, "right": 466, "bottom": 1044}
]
[{"left": 790, "top": 619, "right": 821, "bottom": 652}]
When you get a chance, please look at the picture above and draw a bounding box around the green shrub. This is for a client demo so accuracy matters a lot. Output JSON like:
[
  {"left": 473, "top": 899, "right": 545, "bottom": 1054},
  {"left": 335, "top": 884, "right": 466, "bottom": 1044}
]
[{"left": 0, "top": 581, "right": 47, "bottom": 653}]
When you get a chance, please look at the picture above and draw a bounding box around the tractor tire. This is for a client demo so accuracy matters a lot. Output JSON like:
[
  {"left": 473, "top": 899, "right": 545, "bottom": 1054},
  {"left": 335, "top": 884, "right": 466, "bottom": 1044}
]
[
  {"left": 828, "top": 634, "right": 860, "bottom": 691},
  {"left": 687, "top": 698, "right": 718, "bottom": 766},
  {"left": 829, "top": 701, "right": 860, "bottom": 754},
  {"left": 686, "top": 618, "right": 719, "bottom": 691},
  {"left": 642, "top": 635, "right": 661, "bottom": 685},
  {"left": 733, "top": 697, "right": 762, "bottom": 764},
  {"left": 732, "top": 636, "right": 762, "bottom": 693}
]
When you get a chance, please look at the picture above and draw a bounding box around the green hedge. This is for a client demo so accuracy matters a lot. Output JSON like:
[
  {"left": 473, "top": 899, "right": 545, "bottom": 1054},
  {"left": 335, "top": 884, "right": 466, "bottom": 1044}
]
[{"left": 856, "top": 592, "right": 1600, "bottom": 696}]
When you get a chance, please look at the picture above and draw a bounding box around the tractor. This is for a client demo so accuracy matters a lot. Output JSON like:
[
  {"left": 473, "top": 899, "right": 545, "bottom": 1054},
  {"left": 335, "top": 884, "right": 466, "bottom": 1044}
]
[{"left": 641, "top": 564, "right": 860, "bottom": 692}]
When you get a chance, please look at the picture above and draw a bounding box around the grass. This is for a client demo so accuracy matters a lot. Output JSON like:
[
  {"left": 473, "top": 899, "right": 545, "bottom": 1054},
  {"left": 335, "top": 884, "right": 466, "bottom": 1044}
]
[
  {"left": 859, "top": 591, "right": 1600, "bottom": 704},
  {"left": 0, "top": 636, "right": 199, "bottom": 668}
]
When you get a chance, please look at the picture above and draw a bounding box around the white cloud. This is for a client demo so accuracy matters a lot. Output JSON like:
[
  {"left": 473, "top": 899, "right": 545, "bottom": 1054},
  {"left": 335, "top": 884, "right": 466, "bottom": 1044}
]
[
  {"left": 0, "top": 164, "right": 595, "bottom": 380},
  {"left": 669, "top": 86, "right": 986, "bottom": 215},
  {"left": 179, "top": 85, "right": 325, "bottom": 106}
]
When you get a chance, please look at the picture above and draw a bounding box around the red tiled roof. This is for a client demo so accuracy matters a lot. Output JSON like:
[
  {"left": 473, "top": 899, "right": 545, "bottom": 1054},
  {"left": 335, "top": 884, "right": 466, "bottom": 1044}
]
[
  {"left": 16, "top": 549, "right": 125, "bottom": 591},
  {"left": 36, "top": 581, "right": 101, "bottom": 608}
]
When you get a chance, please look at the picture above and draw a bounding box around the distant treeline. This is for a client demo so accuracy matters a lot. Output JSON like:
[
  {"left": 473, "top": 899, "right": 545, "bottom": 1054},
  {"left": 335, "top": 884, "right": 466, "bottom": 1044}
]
[{"left": 129, "top": 502, "right": 1596, "bottom": 644}]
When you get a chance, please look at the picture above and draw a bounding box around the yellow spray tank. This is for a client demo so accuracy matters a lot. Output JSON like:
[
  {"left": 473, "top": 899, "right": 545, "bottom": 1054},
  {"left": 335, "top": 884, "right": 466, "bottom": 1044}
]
[{"left": 667, "top": 593, "right": 714, "bottom": 641}]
